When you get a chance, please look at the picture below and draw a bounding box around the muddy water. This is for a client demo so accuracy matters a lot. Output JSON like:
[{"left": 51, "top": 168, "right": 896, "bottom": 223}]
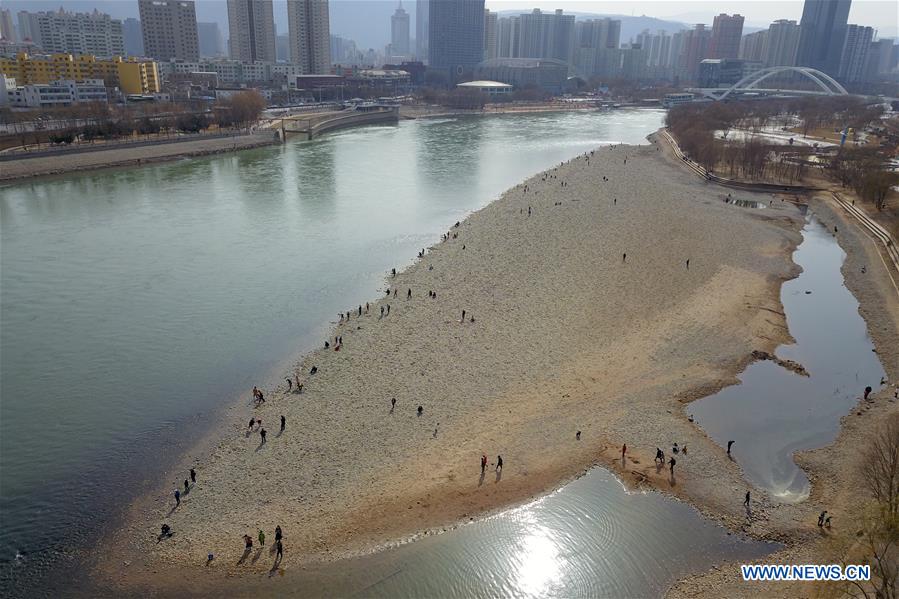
[{"left": 690, "top": 216, "right": 886, "bottom": 501}]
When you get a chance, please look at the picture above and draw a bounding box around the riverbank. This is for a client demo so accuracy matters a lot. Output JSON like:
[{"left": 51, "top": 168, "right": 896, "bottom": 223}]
[
  {"left": 90, "top": 134, "right": 813, "bottom": 594},
  {"left": 400, "top": 102, "right": 604, "bottom": 120},
  {"left": 0, "top": 131, "right": 278, "bottom": 182},
  {"left": 668, "top": 193, "right": 899, "bottom": 599}
]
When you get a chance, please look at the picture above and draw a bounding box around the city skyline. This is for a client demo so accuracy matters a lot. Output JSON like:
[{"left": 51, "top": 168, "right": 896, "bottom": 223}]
[
  {"left": 1, "top": 1, "right": 893, "bottom": 48},
  {"left": 2, "top": 0, "right": 896, "bottom": 89}
]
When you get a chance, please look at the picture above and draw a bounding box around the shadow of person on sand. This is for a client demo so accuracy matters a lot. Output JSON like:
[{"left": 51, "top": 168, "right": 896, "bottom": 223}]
[
  {"left": 668, "top": 472, "right": 677, "bottom": 487},
  {"left": 495, "top": 469, "right": 503, "bottom": 483},
  {"left": 478, "top": 471, "right": 485, "bottom": 487},
  {"left": 269, "top": 555, "right": 283, "bottom": 576},
  {"left": 236, "top": 548, "right": 251, "bottom": 566},
  {"left": 251, "top": 547, "right": 264, "bottom": 564},
  {"left": 276, "top": 429, "right": 284, "bottom": 439},
  {"left": 255, "top": 441, "right": 266, "bottom": 452}
]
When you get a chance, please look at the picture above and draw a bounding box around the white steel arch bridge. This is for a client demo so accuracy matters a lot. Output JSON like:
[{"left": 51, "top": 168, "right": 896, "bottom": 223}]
[{"left": 692, "top": 66, "right": 850, "bottom": 101}]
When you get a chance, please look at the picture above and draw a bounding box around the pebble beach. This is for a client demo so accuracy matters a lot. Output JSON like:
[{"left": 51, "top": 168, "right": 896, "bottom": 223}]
[{"left": 98, "top": 136, "right": 810, "bottom": 589}]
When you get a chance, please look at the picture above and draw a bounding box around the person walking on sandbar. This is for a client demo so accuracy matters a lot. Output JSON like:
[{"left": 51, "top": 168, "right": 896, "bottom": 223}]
[
  {"left": 496, "top": 456, "right": 503, "bottom": 471},
  {"left": 258, "top": 529, "right": 265, "bottom": 547},
  {"left": 481, "top": 454, "right": 488, "bottom": 474},
  {"left": 622, "top": 253, "right": 627, "bottom": 263},
  {"left": 280, "top": 415, "right": 285, "bottom": 432},
  {"left": 621, "top": 443, "right": 627, "bottom": 460},
  {"left": 727, "top": 440, "right": 734, "bottom": 455},
  {"left": 276, "top": 539, "right": 283, "bottom": 560},
  {"left": 174, "top": 489, "right": 181, "bottom": 507},
  {"left": 260, "top": 428, "right": 267, "bottom": 444},
  {"left": 744, "top": 491, "right": 750, "bottom": 508},
  {"left": 190, "top": 468, "right": 196, "bottom": 484},
  {"left": 668, "top": 456, "right": 676, "bottom": 475}
]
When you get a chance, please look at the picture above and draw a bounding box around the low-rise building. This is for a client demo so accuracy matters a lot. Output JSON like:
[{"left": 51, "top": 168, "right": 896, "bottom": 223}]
[
  {"left": 0, "top": 52, "right": 159, "bottom": 94},
  {"left": 1, "top": 75, "right": 110, "bottom": 107},
  {"left": 662, "top": 92, "right": 694, "bottom": 107},
  {"left": 475, "top": 57, "right": 568, "bottom": 93},
  {"left": 456, "top": 80, "right": 513, "bottom": 96}
]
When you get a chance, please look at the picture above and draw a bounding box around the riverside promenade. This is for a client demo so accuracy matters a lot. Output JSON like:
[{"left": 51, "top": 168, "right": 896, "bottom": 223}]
[{"left": 1, "top": 131, "right": 278, "bottom": 182}]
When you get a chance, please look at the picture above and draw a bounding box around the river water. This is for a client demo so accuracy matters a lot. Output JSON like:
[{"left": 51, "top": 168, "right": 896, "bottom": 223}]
[
  {"left": 3, "top": 110, "right": 679, "bottom": 590},
  {"left": 12, "top": 109, "right": 883, "bottom": 596},
  {"left": 690, "top": 216, "right": 886, "bottom": 501}
]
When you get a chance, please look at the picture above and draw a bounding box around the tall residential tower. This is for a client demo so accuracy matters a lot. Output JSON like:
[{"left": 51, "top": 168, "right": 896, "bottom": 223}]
[
  {"left": 796, "top": 0, "right": 851, "bottom": 75},
  {"left": 227, "top": 0, "right": 276, "bottom": 62},
  {"left": 391, "top": 2, "right": 411, "bottom": 57},
  {"left": 287, "top": 0, "right": 330, "bottom": 73},
  {"left": 138, "top": 0, "right": 199, "bottom": 61},
  {"left": 428, "top": 0, "right": 484, "bottom": 80}
]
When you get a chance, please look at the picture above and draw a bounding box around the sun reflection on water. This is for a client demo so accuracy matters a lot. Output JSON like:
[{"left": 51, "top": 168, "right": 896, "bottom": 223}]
[{"left": 513, "top": 521, "right": 562, "bottom": 597}]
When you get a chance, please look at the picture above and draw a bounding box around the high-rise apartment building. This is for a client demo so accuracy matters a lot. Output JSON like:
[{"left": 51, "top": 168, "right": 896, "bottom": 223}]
[
  {"left": 679, "top": 24, "right": 711, "bottom": 81},
  {"left": 17, "top": 12, "right": 34, "bottom": 42},
  {"left": 122, "top": 18, "right": 144, "bottom": 56},
  {"left": 138, "top": 0, "right": 199, "bottom": 61},
  {"left": 796, "top": 0, "right": 851, "bottom": 75},
  {"left": 518, "top": 8, "right": 575, "bottom": 66},
  {"left": 739, "top": 29, "right": 768, "bottom": 62},
  {"left": 415, "top": 0, "right": 429, "bottom": 62},
  {"left": 198, "top": 22, "right": 225, "bottom": 58},
  {"left": 497, "top": 16, "right": 520, "bottom": 58},
  {"left": 1, "top": 9, "right": 17, "bottom": 42},
  {"left": 576, "top": 18, "right": 620, "bottom": 52},
  {"left": 635, "top": 29, "right": 673, "bottom": 68},
  {"left": 708, "top": 14, "right": 744, "bottom": 59},
  {"left": 428, "top": 0, "right": 485, "bottom": 80},
  {"left": 227, "top": 0, "right": 276, "bottom": 62},
  {"left": 484, "top": 9, "right": 498, "bottom": 60},
  {"left": 866, "top": 38, "right": 895, "bottom": 76},
  {"left": 17, "top": 9, "right": 124, "bottom": 57},
  {"left": 838, "top": 24, "right": 873, "bottom": 82},
  {"left": 765, "top": 19, "right": 801, "bottom": 66},
  {"left": 287, "top": 0, "right": 331, "bottom": 74},
  {"left": 573, "top": 18, "right": 621, "bottom": 78},
  {"left": 391, "top": 2, "right": 411, "bottom": 57}
]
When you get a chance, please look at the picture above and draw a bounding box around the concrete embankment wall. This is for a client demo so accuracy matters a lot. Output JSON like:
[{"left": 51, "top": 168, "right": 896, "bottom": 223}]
[
  {"left": 0, "top": 131, "right": 274, "bottom": 163},
  {"left": 285, "top": 110, "right": 399, "bottom": 140}
]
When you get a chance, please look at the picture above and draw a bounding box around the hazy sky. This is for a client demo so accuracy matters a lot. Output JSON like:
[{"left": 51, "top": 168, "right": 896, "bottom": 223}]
[
  {"left": 4, "top": 0, "right": 895, "bottom": 45},
  {"left": 486, "top": 0, "right": 895, "bottom": 31}
]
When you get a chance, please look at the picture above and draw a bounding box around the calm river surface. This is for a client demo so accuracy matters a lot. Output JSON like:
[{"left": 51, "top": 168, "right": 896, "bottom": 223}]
[
  {"left": 690, "top": 216, "right": 886, "bottom": 501},
  {"left": 3, "top": 110, "right": 676, "bottom": 590}
]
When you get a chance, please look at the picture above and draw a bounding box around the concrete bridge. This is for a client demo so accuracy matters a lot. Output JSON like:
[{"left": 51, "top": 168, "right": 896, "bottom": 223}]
[{"left": 276, "top": 107, "right": 399, "bottom": 141}]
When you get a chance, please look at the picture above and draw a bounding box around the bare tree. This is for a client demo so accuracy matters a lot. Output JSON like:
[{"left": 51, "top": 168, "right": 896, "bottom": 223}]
[{"left": 864, "top": 414, "right": 899, "bottom": 520}]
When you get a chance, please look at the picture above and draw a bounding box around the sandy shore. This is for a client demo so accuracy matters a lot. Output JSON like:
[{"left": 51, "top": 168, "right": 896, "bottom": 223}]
[
  {"left": 95, "top": 136, "right": 811, "bottom": 593},
  {"left": 0, "top": 132, "right": 278, "bottom": 182},
  {"left": 668, "top": 194, "right": 899, "bottom": 599}
]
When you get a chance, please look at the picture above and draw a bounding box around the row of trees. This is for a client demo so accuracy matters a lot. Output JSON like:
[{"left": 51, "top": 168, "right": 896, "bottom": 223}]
[
  {"left": 833, "top": 415, "right": 898, "bottom": 598},
  {"left": 667, "top": 97, "right": 896, "bottom": 210},
  {"left": 5, "top": 90, "right": 267, "bottom": 149},
  {"left": 416, "top": 83, "right": 553, "bottom": 110},
  {"left": 830, "top": 147, "right": 898, "bottom": 210}
]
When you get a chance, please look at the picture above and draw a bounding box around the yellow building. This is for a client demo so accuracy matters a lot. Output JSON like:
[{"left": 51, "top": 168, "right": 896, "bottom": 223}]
[{"left": 0, "top": 53, "right": 160, "bottom": 95}]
